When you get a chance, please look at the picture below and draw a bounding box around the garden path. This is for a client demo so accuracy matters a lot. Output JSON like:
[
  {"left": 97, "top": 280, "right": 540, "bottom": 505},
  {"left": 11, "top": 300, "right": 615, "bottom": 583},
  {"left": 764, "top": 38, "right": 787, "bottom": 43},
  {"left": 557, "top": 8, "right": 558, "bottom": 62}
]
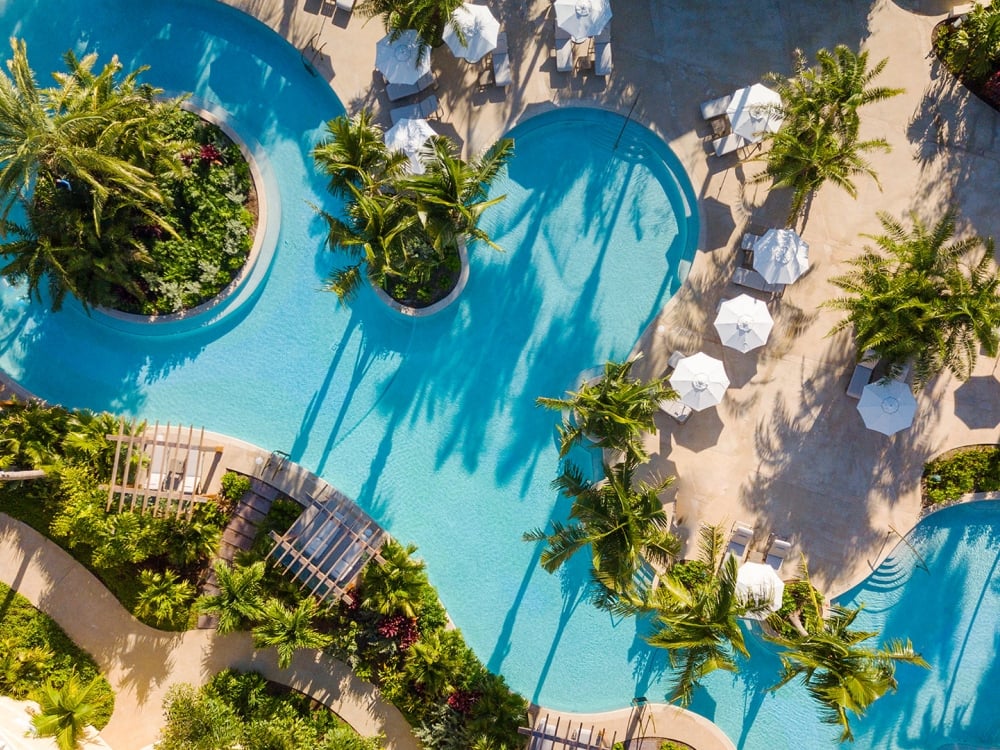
[{"left": 0, "top": 514, "right": 420, "bottom": 750}]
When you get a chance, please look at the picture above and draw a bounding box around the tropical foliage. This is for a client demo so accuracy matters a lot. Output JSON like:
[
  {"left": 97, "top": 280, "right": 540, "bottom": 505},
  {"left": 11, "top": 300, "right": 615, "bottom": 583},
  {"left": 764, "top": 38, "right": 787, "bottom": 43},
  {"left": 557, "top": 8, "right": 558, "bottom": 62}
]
[
  {"left": 922, "top": 445, "right": 1000, "bottom": 505},
  {"left": 524, "top": 459, "right": 679, "bottom": 611},
  {"left": 935, "top": 3, "right": 1000, "bottom": 84},
  {"left": 536, "top": 356, "right": 677, "bottom": 462},
  {"left": 313, "top": 110, "right": 513, "bottom": 307},
  {"left": 0, "top": 41, "right": 253, "bottom": 313},
  {"left": 31, "top": 673, "right": 112, "bottom": 750},
  {"left": 757, "top": 45, "right": 902, "bottom": 225},
  {"left": 252, "top": 597, "right": 332, "bottom": 669},
  {"left": 825, "top": 209, "right": 1000, "bottom": 389},
  {"left": 196, "top": 561, "right": 267, "bottom": 634},
  {"left": 766, "top": 604, "right": 927, "bottom": 741},
  {"left": 156, "top": 669, "right": 384, "bottom": 750},
  {"left": 356, "top": 0, "right": 464, "bottom": 55},
  {"left": 134, "top": 569, "right": 196, "bottom": 628}
]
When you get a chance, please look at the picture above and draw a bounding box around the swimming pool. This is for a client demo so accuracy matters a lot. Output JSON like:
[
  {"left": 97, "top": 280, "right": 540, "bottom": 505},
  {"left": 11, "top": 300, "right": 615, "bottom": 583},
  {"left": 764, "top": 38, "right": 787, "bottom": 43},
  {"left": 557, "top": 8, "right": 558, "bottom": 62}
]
[{"left": 1, "top": 3, "right": 997, "bottom": 749}]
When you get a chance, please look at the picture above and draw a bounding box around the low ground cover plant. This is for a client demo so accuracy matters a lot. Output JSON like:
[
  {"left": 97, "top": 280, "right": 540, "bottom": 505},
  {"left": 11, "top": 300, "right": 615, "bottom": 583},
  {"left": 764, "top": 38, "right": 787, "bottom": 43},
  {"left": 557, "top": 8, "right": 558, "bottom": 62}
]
[{"left": 922, "top": 445, "right": 1000, "bottom": 505}]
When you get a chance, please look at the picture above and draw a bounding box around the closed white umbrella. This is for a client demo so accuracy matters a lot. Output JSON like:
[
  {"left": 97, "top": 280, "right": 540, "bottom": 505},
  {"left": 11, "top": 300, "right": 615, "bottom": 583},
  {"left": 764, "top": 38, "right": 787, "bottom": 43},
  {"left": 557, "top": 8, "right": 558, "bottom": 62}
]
[
  {"left": 752, "top": 228, "right": 810, "bottom": 285},
  {"left": 443, "top": 3, "right": 501, "bottom": 63},
  {"left": 375, "top": 30, "right": 430, "bottom": 85},
  {"left": 669, "top": 352, "right": 730, "bottom": 411},
  {"left": 384, "top": 117, "right": 436, "bottom": 174},
  {"left": 713, "top": 294, "right": 774, "bottom": 352},
  {"left": 736, "top": 562, "right": 785, "bottom": 620},
  {"left": 726, "top": 83, "right": 783, "bottom": 143},
  {"left": 857, "top": 379, "right": 917, "bottom": 436},
  {"left": 554, "top": 0, "right": 612, "bottom": 43}
]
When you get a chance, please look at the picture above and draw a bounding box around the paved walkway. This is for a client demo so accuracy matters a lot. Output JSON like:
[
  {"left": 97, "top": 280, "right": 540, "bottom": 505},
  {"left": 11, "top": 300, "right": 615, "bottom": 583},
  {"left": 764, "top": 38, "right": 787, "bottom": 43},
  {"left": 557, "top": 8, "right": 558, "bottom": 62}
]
[{"left": 0, "top": 514, "right": 419, "bottom": 750}]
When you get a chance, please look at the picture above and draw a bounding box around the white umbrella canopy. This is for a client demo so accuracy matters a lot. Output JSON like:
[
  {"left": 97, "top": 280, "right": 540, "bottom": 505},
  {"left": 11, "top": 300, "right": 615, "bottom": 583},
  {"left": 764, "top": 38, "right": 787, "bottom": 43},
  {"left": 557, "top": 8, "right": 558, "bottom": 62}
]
[
  {"left": 669, "top": 352, "right": 730, "bottom": 411},
  {"left": 736, "top": 562, "right": 785, "bottom": 620},
  {"left": 384, "top": 117, "right": 436, "bottom": 174},
  {"left": 554, "top": 0, "right": 612, "bottom": 43},
  {"left": 752, "top": 228, "right": 810, "bottom": 285},
  {"left": 726, "top": 83, "right": 783, "bottom": 142},
  {"left": 443, "top": 3, "right": 501, "bottom": 63},
  {"left": 857, "top": 379, "right": 918, "bottom": 436},
  {"left": 375, "top": 29, "right": 431, "bottom": 85},
  {"left": 713, "top": 294, "right": 774, "bottom": 352}
]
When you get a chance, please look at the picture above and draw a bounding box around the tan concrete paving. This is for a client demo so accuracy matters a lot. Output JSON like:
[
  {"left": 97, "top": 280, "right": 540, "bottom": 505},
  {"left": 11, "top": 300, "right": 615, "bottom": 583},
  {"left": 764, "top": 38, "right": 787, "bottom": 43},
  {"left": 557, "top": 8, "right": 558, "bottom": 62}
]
[{"left": 0, "top": 515, "right": 419, "bottom": 750}]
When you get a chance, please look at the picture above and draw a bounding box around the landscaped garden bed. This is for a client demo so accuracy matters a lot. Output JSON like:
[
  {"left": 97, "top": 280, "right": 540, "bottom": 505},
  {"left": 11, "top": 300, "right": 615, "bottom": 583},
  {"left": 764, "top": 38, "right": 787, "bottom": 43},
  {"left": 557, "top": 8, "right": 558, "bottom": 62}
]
[
  {"left": 933, "top": 6, "right": 1000, "bottom": 110},
  {"left": 922, "top": 444, "right": 1000, "bottom": 505}
]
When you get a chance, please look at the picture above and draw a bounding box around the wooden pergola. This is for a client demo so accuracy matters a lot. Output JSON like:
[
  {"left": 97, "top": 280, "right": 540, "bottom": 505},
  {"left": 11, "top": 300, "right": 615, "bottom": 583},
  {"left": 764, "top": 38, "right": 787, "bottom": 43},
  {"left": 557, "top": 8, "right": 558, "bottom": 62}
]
[{"left": 105, "top": 420, "right": 214, "bottom": 519}]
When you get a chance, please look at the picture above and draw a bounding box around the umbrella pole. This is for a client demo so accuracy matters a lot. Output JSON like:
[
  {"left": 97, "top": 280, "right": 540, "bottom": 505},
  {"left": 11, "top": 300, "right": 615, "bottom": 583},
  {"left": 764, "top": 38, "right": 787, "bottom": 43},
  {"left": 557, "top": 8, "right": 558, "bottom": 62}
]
[{"left": 613, "top": 93, "right": 641, "bottom": 151}]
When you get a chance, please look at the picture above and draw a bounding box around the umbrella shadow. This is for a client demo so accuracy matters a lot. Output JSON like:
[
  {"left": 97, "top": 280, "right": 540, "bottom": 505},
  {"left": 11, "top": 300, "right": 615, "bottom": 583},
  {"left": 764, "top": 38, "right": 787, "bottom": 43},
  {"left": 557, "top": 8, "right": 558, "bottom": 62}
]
[
  {"left": 670, "top": 407, "right": 725, "bottom": 453},
  {"left": 953, "top": 373, "right": 1000, "bottom": 430}
]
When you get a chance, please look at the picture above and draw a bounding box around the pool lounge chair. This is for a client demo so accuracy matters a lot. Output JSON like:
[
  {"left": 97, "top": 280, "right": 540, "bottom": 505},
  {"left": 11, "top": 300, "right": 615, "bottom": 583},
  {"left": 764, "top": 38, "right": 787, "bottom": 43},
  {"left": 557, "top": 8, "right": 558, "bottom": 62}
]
[
  {"left": 766, "top": 538, "right": 792, "bottom": 572},
  {"left": 335, "top": 0, "right": 354, "bottom": 14},
  {"left": 594, "top": 40, "right": 612, "bottom": 76},
  {"left": 533, "top": 722, "right": 557, "bottom": 750},
  {"left": 389, "top": 95, "right": 439, "bottom": 125},
  {"left": 713, "top": 132, "right": 747, "bottom": 157},
  {"left": 732, "top": 266, "right": 784, "bottom": 296},
  {"left": 182, "top": 445, "right": 201, "bottom": 494},
  {"left": 492, "top": 31, "right": 511, "bottom": 87},
  {"left": 145, "top": 435, "right": 167, "bottom": 491},
  {"left": 727, "top": 524, "right": 754, "bottom": 562},
  {"left": 555, "top": 35, "right": 573, "bottom": 72},
  {"left": 385, "top": 71, "right": 435, "bottom": 102},
  {"left": 846, "top": 349, "right": 879, "bottom": 399},
  {"left": 700, "top": 93, "right": 732, "bottom": 121}
]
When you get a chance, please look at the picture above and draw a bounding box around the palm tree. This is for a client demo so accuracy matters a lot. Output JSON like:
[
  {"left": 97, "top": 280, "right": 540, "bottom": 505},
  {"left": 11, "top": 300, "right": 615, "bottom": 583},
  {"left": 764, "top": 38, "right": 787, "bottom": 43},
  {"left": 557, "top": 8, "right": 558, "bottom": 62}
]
[
  {"left": 196, "top": 561, "right": 267, "bottom": 634},
  {"left": 645, "top": 525, "right": 766, "bottom": 706},
  {"left": 767, "top": 604, "right": 927, "bottom": 742},
  {"left": 360, "top": 540, "right": 428, "bottom": 619},
  {"left": 252, "top": 597, "right": 332, "bottom": 669},
  {"left": 399, "top": 136, "right": 514, "bottom": 256},
  {"left": 135, "top": 569, "right": 195, "bottom": 628},
  {"left": 312, "top": 111, "right": 408, "bottom": 199},
  {"left": 536, "top": 357, "right": 677, "bottom": 462},
  {"left": 403, "top": 629, "right": 467, "bottom": 699},
  {"left": 30, "top": 673, "right": 111, "bottom": 750},
  {"left": 826, "top": 209, "right": 1000, "bottom": 389},
  {"left": 357, "top": 0, "right": 464, "bottom": 53},
  {"left": 0, "top": 400, "right": 69, "bottom": 470},
  {"left": 523, "top": 459, "right": 679, "bottom": 609},
  {"left": 0, "top": 638, "right": 52, "bottom": 692}
]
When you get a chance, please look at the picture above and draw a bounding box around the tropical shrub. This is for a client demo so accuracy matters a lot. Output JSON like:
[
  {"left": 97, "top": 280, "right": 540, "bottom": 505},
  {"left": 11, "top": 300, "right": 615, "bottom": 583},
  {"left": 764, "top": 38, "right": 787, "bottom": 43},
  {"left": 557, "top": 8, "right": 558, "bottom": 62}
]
[
  {"left": 935, "top": 4, "right": 1000, "bottom": 84},
  {"left": 31, "top": 673, "right": 113, "bottom": 750},
  {"left": 922, "top": 445, "right": 1000, "bottom": 504},
  {"left": 0, "top": 581, "right": 113, "bottom": 727},
  {"left": 219, "top": 471, "right": 252, "bottom": 505},
  {"left": 134, "top": 570, "right": 196, "bottom": 629}
]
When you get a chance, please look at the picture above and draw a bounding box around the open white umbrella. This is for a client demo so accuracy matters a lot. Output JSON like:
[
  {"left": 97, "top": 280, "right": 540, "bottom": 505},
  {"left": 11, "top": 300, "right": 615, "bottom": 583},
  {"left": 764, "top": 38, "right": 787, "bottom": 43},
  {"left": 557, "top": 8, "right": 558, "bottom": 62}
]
[
  {"left": 857, "top": 379, "right": 917, "bottom": 436},
  {"left": 752, "top": 228, "right": 809, "bottom": 285},
  {"left": 384, "top": 117, "right": 436, "bottom": 174},
  {"left": 736, "top": 562, "right": 785, "bottom": 620},
  {"left": 669, "top": 352, "right": 730, "bottom": 411},
  {"left": 713, "top": 294, "right": 774, "bottom": 352},
  {"left": 375, "top": 30, "right": 430, "bottom": 85},
  {"left": 554, "top": 0, "right": 612, "bottom": 43},
  {"left": 443, "top": 3, "right": 500, "bottom": 63},
  {"left": 726, "top": 83, "right": 783, "bottom": 143}
]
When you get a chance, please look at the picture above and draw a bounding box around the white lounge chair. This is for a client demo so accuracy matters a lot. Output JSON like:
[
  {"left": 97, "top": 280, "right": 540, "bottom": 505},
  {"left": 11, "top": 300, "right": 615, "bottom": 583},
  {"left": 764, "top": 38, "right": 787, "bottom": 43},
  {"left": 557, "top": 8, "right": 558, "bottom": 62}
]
[
  {"left": 390, "top": 95, "right": 439, "bottom": 125},
  {"left": 700, "top": 94, "right": 733, "bottom": 121},
  {"left": 846, "top": 349, "right": 879, "bottom": 399},
  {"left": 727, "top": 524, "right": 754, "bottom": 562},
  {"left": 659, "top": 398, "right": 692, "bottom": 424},
  {"left": 145, "top": 435, "right": 166, "bottom": 491},
  {"left": 385, "top": 71, "right": 435, "bottom": 102},
  {"left": 594, "top": 41, "right": 612, "bottom": 76},
  {"left": 732, "top": 266, "right": 785, "bottom": 296},
  {"left": 182, "top": 445, "right": 201, "bottom": 494},
  {"left": 713, "top": 132, "right": 747, "bottom": 157},
  {"left": 766, "top": 538, "right": 791, "bottom": 572},
  {"left": 555, "top": 36, "right": 573, "bottom": 72},
  {"left": 335, "top": 0, "right": 355, "bottom": 14},
  {"left": 493, "top": 31, "right": 511, "bottom": 87},
  {"left": 741, "top": 232, "right": 761, "bottom": 251},
  {"left": 534, "top": 722, "right": 557, "bottom": 750}
]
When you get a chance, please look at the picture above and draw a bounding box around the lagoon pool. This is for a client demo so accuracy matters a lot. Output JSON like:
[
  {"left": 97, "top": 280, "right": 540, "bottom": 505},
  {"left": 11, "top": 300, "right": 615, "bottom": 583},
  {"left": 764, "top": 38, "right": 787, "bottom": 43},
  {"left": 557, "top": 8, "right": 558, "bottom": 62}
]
[{"left": 0, "top": 2, "right": 998, "bottom": 749}]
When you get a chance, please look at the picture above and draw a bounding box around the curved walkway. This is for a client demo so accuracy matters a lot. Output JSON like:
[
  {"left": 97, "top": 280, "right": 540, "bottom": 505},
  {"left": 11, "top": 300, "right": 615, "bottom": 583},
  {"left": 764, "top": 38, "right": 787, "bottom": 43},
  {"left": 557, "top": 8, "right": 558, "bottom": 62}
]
[{"left": 0, "top": 515, "right": 419, "bottom": 750}]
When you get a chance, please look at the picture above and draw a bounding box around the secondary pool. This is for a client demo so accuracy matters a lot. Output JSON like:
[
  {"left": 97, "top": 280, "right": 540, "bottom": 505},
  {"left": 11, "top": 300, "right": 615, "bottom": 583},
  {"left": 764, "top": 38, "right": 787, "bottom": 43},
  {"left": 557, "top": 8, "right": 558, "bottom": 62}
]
[{"left": 0, "top": 2, "right": 996, "bottom": 749}]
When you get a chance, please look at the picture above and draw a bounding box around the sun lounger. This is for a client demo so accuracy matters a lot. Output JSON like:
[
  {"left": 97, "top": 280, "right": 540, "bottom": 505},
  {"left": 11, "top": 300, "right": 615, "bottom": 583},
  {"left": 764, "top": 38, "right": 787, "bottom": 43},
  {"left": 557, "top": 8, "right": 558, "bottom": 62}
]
[
  {"left": 732, "top": 266, "right": 784, "bottom": 296},
  {"left": 385, "top": 71, "right": 435, "bottom": 102},
  {"left": 335, "top": 0, "right": 355, "bottom": 13},
  {"left": 594, "top": 41, "right": 612, "bottom": 76},
  {"left": 713, "top": 133, "right": 747, "bottom": 157},
  {"left": 554, "top": 19, "right": 571, "bottom": 41},
  {"left": 659, "top": 398, "right": 692, "bottom": 424},
  {"left": 555, "top": 36, "right": 573, "bottom": 72},
  {"left": 741, "top": 232, "right": 761, "bottom": 251},
  {"left": 727, "top": 524, "right": 754, "bottom": 562},
  {"left": 700, "top": 94, "right": 732, "bottom": 121},
  {"left": 492, "top": 32, "right": 511, "bottom": 87},
  {"left": 182, "top": 445, "right": 201, "bottom": 494},
  {"left": 766, "top": 538, "right": 792, "bottom": 572},
  {"left": 667, "top": 350, "right": 686, "bottom": 370},
  {"left": 390, "top": 95, "right": 439, "bottom": 125},
  {"left": 595, "top": 21, "right": 611, "bottom": 43},
  {"left": 534, "top": 722, "right": 557, "bottom": 750},
  {"left": 145, "top": 435, "right": 166, "bottom": 491},
  {"left": 846, "top": 349, "right": 879, "bottom": 399}
]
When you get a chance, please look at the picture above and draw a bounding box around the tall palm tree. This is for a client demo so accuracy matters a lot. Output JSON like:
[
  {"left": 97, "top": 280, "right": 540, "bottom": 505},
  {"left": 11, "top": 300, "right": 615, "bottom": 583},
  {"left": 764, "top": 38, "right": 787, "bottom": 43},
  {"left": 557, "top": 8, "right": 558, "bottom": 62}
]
[
  {"left": 536, "top": 357, "right": 677, "bottom": 462},
  {"left": 360, "top": 540, "right": 428, "bottom": 619},
  {"left": 767, "top": 604, "right": 927, "bottom": 742},
  {"left": 252, "top": 597, "right": 332, "bottom": 669},
  {"left": 523, "top": 459, "right": 679, "bottom": 609},
  {"left": 31, "top": 674, "right": 111, "bottom": 750},
  {"left": 312, "top": 111, "right": 408, "bottom": 199},
  {"left": 645, "top": 525, "right": 766, "bottom": 706},
  {"left": 826, "top": 209, "right": 1000, "bottom": 388},
  {"left": 357, "top": 0, "right": 465, "bottom": 53},
  {"left": 400, "top": 136, "right": 514, "bottom": 255},
  {"left": 196, "top": 561, "right": 267, "bottom": 634}
]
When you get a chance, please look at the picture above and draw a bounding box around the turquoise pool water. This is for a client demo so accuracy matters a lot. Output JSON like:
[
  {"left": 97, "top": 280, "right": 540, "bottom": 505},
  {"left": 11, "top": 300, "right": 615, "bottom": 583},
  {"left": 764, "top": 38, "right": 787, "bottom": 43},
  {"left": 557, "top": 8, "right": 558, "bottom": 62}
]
[{"left": 1, "top": 3, "right": 998, "bottom": 749}]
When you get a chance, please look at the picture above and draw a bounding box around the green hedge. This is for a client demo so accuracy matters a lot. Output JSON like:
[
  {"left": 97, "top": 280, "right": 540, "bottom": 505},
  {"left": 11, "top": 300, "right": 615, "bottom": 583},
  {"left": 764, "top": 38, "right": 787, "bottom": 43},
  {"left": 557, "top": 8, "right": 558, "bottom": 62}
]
[
  {"left": 922, "top": 446, "right": 1000, "bottom": 505},
  {"left": 0, "top": 580, "right": 114, "bottom": 728}
]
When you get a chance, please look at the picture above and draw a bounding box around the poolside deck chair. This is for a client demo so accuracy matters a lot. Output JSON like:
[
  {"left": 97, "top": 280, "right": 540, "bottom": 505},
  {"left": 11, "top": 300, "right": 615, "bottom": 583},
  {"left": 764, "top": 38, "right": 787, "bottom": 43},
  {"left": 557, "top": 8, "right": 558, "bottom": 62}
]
[
  {"left": 385, "top": 71, "right": 435, "bottom": 102},
  {"left": 390, "top": 95, "right": 439, "bottom": 125},
  {"left": 659, "top": 397, "right": 692, "bottom": 424},
  {"left": 145, "top": 435, "right": 167, "bottom": 491},
  {"left": 555, "top": 35, "right": 573, "bottom": 72},
  {"left": 492, "top": 31, "right": 511, "bottom": 87},
  {"left": 766, "top": 538, "right": 792, "bottom": 572},
  {"left": 182, "top": 445, "right": 201, "bottom": 494},
  {"left": 700, "top": 94, "right": 732, "bottom": 121},
  {"left": 595, "top": 20, "right": 611, "bottom": 43},
  {"left": 533, "top": 721, "right": 557, "bottom": 750},
  {"left": 741, "top": 232, "right": 761, "bottom": 251},
  {"left": 727, "top": 524, "right": 754, "bottom": 562},
  {"left": 713, "top": 132, "right": 747, "bottom": 157},
  {"left": 732, "top": 266, "right": 785, "bottom": 296},
  {"left": 846, "top": 349, "right": 879, "bottom": 399},
  {"left": 335, "top": 0, "right": 355, "bottom": 14},
  {"left": 594, "top": 40, "right": 612, "bottom": 76}
]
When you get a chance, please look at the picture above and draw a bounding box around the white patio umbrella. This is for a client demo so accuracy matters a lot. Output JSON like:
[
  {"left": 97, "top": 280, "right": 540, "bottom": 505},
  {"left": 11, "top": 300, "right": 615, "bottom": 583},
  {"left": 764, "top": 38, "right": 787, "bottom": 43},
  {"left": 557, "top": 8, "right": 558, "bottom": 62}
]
[
  {"left": 726, "top": 83, "right": 783, "bottom": 143},
  {"left": 443, "top": 3, "right": 501, "bottom": 63},
  {"left": 752, "top": 228, "right": 810, "bottom": 285},
  {"left": 375, "top": 30, "right": 430, "bottom": 85},
  {"left": 669, "top": 352, "right": 730, "bottom": 411},
  {"left": 713, "top": 294, "right": 774, "bottom": 352},
  {"left": 554, "top": 0, "right": 612, "bottom": 43},
  {"left": 736, "top": 562, "right": 785, "bottom": 620},
  {"left": 857, "top": 379, "right": 918, "bottom": 436},
  {"left": 384, "top": 117, "right": 436, "bottom": 174}
]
